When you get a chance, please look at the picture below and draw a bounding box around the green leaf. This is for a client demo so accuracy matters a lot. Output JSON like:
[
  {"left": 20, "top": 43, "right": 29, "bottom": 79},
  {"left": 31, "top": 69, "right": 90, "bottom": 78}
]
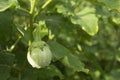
[
  {"left": 0, "top": 10, "right": 14, "bottom": 40},
  {"left": 7, "top": 77, "right": 18, "bottom": 80},
  {"left": 22, "top": 65, "right": 64, "bottom": 80},
  {"left": 97, "top": 0, "right": 120, "bottom": 9},
  {"left": 56, "top": 4, "right": 74, "bottom": 16},
  {"left": 17, "top": 0, "right": 30, "bottom": 10},
  {"left": 71, "top": 7, "right": 98, "bottom": 36},
  {"left": 48, "top": 41, "right": 88, "bottom": 73},
  {"left": 22, "top": 68, "right": 38, "bottom": 80},
  {"left": 0, "top": 51, "right": 13, "bottom": 80},
  {"left": 0, "top": 65, "right": 11, "bottom": 80},
  {"left": 61, "top": 55, "right": 88, "bottom": 73},
  {"left": 0, "top": 0, "right": 11, "bottom": 12},
  {"left": 0, "top": 0, "right": 18, "bottom": 12},
  {"left": 38, "top": 65, "right": 64, "bottom": 79},
  {"left": 56, "top": 1, "right": 98, "bottom": 36},
  {"left": 0, "top": 51, "right": 15, "bottom": 66},
  {"left": 48, "top": 41, "right": 69, "bottom": 61},
  {"left": 37, "top": 14, "right": 67, "bottom": 36},
  {"left": 104, "top": 69, "right": 120, "bottom": 80}
]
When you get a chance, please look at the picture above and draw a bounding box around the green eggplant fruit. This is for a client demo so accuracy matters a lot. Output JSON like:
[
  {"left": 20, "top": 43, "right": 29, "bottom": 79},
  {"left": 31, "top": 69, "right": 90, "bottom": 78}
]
[{"left": 27, "top": 41, "right": 52, "bottom": 68}]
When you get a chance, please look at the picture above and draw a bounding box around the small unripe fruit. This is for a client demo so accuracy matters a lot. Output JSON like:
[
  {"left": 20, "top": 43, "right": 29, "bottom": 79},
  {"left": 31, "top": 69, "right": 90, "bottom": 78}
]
[{"left": 27, "top": 41, "right": 52, "bottom": 68}]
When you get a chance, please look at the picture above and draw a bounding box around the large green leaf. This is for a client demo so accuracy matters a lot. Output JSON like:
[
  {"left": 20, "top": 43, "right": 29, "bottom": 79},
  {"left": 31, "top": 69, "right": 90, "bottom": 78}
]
[
  {"left": 0, "top": 65, "right": 11, "bottom": 80},
  {"left": 0, "top": 0, "right": 18, "bottom": 12},
  {"left": 22, "top": 68, "right": 38, "bottom": 80},
  {"left": 61, "top": 55, "right": 88, "bottom": 72},
  {"left": 0, "top": 10, "right": 14, "bottom": 40},
  {"left": 0, "top": 51, "right": 15, "bottom": 80},
  {"left": 56, "top": 1, "right": 98, "bottom": 36},
  {"left": 17, "top": 0, "right": 30, "bottom": 10},
  {"left": 48, "top": 41, "right": 68, "bottom": 61},
  {"left": 97, "top": 0, "right": 120, "bottom": 9},
  {"left": 104, "top": 69, "right": 120, "bottom": 80},
  {"left": 37, "top": 14, "right": 67, "bottom": 36},
  {"left": 71, "top": 7, "right": 98, "bottom": 36},
  {"left": 0, "top": 51, "right": 15, "bottom": 66},
  {"left": 38, "top": 65, "right": 64, "bottom": 79},
  {"left": 48, "top": 41, "right": 88, "bottom": 73},
  {"left": 22, "top": 65, "right": 63, "bottom": 80}
]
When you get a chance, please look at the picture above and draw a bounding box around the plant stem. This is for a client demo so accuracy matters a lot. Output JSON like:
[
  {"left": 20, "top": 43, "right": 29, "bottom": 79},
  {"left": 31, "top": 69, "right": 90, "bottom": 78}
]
[
  {"left": 29, "top": 15, "right": 34, "bottom": 45},
  {"left": 29, "top": 0, "right": 37, "bottom": 45},
  {"left": 30, "top": 0, "right": 37, "bottom": 14},
  {"left": 18, "top": 73, "right": 21, "bottom": 80},
  {"left": 34, "top": 0, "right": 52, "bottom": 20},
  {"left": 35, "top": 24, "right": 41, "bottom": 41},
  {"left": 8, "top": 36, "right": 22, "bottom": 52},
  {"left": 41, "top": 0, "right": 52, "bottom": 9},
  {"left": 29, "top": 0, "right": 51, "bottom": 44}
]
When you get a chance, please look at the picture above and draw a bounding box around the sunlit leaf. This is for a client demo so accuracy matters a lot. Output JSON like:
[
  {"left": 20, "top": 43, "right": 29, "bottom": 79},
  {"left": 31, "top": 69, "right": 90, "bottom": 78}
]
[
  {"left": 0, "top": 0, "right": 18, "bottom": 12},
  {"left": 97, "top": 0, "right": 120, "bottom": 9},
  {"left": 71, "top": 7, "right": 98, "bottom": 36}
]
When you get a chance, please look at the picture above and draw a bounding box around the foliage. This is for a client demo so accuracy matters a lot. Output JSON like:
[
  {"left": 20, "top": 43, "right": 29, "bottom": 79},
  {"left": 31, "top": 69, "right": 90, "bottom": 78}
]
[{"left": 0, "top": 0, "right": 120, "bottom": 80}]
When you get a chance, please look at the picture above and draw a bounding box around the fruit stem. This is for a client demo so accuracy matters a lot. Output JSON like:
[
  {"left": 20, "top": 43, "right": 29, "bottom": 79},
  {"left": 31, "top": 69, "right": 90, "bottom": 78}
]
[
  {"left": 35, "top": 23, "right": 41, "bottom": 41},
  {"left": 29, "top": 0, "right": 37, "bottom": 45}
]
